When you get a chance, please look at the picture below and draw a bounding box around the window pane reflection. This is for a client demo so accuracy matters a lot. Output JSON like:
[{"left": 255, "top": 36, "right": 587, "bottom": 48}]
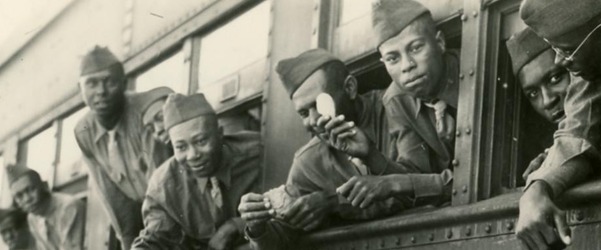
[
  {"left": 339, "top": 0, "right": 371, "bottom": 25},
  {"left": 136, "top": 50, "right": 187, "bottom": 94},
  {"left": 26, "top": 126, "right": 56, "bottom": 183},
  {"left": 56, "top": 108, "right": 89, "bottom": 185},
  {"left": 198, "top": 1, "right": 270, "bottom": 86}
]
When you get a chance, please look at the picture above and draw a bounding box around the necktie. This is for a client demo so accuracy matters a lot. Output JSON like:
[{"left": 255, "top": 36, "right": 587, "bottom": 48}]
[
  {"left": 209, "top": 177, "right": 223, "bottom": 209},
  {"left": 107, "top": 130, "right": 127, "bottom": 183},
  {"left": 424, "top": 100, "right": 447, "bottom": 134}
]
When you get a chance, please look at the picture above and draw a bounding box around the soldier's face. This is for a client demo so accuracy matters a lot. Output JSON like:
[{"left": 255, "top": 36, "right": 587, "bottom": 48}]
[
  {"left": 149, "top": 109, "right": 169, "bottom": 145},
  {"left": 379, "top": 18, "right": 446, "bottom": 100},
  {"left": 547, "top": 22, "right": 601, "bottom": 81},
  {"left": 78, "top": 68, "right": 126, "bottom": 117},
  {"left": 519, "top": 50, "right": 570, "bottom": 124},
  {"left": 10, "top": 176, "right": 46, "bottom": 214},
  {"left": 0, "top": 218, "right": 28, "bottom": 249},
  {"left": 170, "top": 116, "right": 223, "bottom": 178},
  {"left": 292, "top": 69, "right": 348, "bottom": 136}
]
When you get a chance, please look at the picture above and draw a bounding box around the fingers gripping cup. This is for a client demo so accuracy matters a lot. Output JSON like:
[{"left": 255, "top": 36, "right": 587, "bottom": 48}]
[{"left": 263, "top": 185, "right": 298, "bottom": 220}]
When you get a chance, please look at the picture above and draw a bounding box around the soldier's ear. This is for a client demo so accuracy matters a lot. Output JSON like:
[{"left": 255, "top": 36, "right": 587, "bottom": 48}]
[
  {"left": 343, "top": 75, "right": 358, "bottom": 100},
  {"left": 435, "top": 30, "right": 446, "bottom": 53}
]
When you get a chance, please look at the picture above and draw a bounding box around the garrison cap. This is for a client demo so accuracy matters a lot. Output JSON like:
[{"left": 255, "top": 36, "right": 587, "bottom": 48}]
[
  {"left": 80, "top": 46, "right": 123, "bottom": 76},
  {"left": 6, "top": 164, "right": 41, "bottom": 186},
  {"left": 371, "top": 0, "right": 430, "bottom": 48},
  {"left": 506, "top": 28, "right": 551, "bottom": 76},
  {"left": 520, "top": 0, "right": 601, "bottom": 40},
  {"left": 163, "top": 93, "right": 216, "bottom": 131},
  {"left": 276, "top": 49, "right": 342, "bottom": 98},
  {"left": 0, "top": 207, "right": 27, "bottom": 229},
  {"left": 141, "top": 87, "right": 175, "bottom": 126}
]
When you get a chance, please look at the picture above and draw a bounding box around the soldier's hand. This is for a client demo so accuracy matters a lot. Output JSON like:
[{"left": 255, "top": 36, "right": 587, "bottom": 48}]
[
  {"left": 281, "top": 191, "right": 332, "bottom": 231},
  {"left": 238, "top": 193, "right": 274, "bottom": 236},
  {"left": 336, "top": 175, "right": 403, "bottom": 208},
  {"left": 316, "top": 115, "right": 370, "bottom": 157},
  {"left": 516, "top": 181, "right": 571, "bottom": 250},
  {"left": 522, "top": 148, "right": 549, "bottom": 181},
  {"left": 208, "top": 220, "right": 239, "bottom": 250}
]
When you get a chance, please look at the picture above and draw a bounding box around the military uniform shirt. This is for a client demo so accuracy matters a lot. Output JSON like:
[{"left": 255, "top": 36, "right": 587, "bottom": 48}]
[
  {"left": 27, "top": 193, "right": 86, "bottom": 250},
  {"left": 131, "top": 132, "right": 261, "bottom": 250}
]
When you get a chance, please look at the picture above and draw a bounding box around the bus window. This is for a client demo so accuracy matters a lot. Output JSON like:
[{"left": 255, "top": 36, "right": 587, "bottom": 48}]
[
  {"left": 196, "top": 1, "right": 270, "bottom": 111},
  {"left": 23, "top": 125, "right": 57, "bottom": 186},
  {"left": 487, "top": 3, "right": 556, "bottom": 195},
  {"left": 55, "top": 108, "right": 89, "bottom": 187},
  {"left": 135, "top": 50, "right": 187, "bottom": 94}
]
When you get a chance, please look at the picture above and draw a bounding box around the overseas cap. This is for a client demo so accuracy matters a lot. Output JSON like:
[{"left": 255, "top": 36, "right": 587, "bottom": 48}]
[
  {"left": 520, "top": 0, "right": 601, "bottom": 40},
  {"left": 163, "top": 93, "right": 216, "bottom": 131},
  {"left": 371, "top": 0, "right": 430, "bottom": 49},
  {"left": 6, "top": 164, "right": 41, "bottom": 186},
  {"left": 141, "top": 87, "right": 175, "bottom": 126},
  {"left": 80, "top": 46, "right": 123, "bottom": 76},
  {"left": 506, "top": 28, "right": 551, "bottom": 76},
  {"left": 276, "top": 49, "right": 342, "bottom": 98}
]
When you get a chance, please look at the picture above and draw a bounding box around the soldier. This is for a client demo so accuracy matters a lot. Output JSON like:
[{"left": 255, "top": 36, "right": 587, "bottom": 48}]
[
  {"left": 238, "top": 49, "right": 405, "bottom": 250},
  {"left": 333, "top": 0, "right": 458, "bottom": 208},
  {"left": 140, "top": 86, "right": 176, "bottom": 174},
  {"left": 517, "top": 0, "right": 601, "bottom": 249},
  {"left": 74, "top": 46, "right": 171, "bottom": 249},
  {"left": 506, "top": 28, "right": 571, "bottom": 180},
  {"left": 7, "top": 166, "right": 85, "bottom": 250},
  {"left": 132, "top": 93, "right": 261, "bottom": 250},
  {"left": 0, "top": 207, "right": 36, "bottom": 250}
]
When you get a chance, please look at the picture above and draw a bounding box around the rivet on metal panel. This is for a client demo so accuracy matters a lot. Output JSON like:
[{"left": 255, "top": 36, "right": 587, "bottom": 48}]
[
  {"left": 395, "top": 237, "right": 401, "bottom": 245},
  {"left": 410, "top": 236, "right": 416, "bottom": 243},
  {"left": 446, "top": 230, "right": 453, "bottom": 239},
  {"left": 485, "top": 224, "right": 492, "bottom": 233},
  {"left": 462, "top": 185, "right": 468, "bottom": 193},
  {"left": 472, "top": 11, "right": 478, "bottom": 17},
  {"left": 314, "top": 2, "right": 319, "bottom": 10},
  {"left": 465, "top": 227, "right": 472, "bottom": 236},
  {"left": 459, "top": 73, "right": 464, "bottom": 79},
  {"left": 452, "top": 159, "right": 459, "bottom": 167},
  {"left": 456, "top": 131, "right": 461, "bottom": 137},
  {"left": 506, "top": 221, "right": 514, "bottom": 231},
  {"left": 461, "top": 14, "right": 468, "bottom": 22},
  {"left": 429, "top": 233, "right": 434, "bottom": 241},
  {"left": 575, "top": 210, "right": 584, "bottom": 221},
  {"left": 313, "top": 28, "right": 317, "bottom": 35},
  {"left": 469, "top": 69, "right": 475, "bottom": 76},
  {"left": 465, "top": 128, "right": 471, "bottom": 135},
  {"left": 452, "top": 189, "right": 457, "bottom": 195}
]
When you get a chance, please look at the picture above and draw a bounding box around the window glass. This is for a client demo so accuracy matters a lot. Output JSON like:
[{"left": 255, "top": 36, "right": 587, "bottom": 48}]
[
  {"left": 198, "top": 1, "right": 270, "bottom": 85},
  {"left": 55, "top": 108, "right": 89, "bottom": 185},
  {"left": 339, "top": 0, "right": 371, "bottom": 25},
  {"left": 26, "top": 126, "right": 56, "bottom": 183},
  {"left": 136, "top": 50, "right": 187, "bottom": 94}
]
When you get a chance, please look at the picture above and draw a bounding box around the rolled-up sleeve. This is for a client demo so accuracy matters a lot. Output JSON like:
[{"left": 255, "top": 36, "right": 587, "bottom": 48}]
[{"left": 526, "top": 76, "right": 601, "bottom": 197}]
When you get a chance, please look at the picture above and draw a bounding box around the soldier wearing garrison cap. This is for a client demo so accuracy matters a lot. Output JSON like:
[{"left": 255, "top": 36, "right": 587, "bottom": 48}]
[
  {"left": 517, "top": 1, "right": 601, "bottom": 249},
  {"left": 239, "top": 48, "right": 406, "bottom": 250},
  {"left": 132, "top": 93, "right": 261, "bottom": 250},
  {"left": 506, "top": 28, "right": 572, "bottom": 183},
  {"left": 0, "top": 207, "right": 35, "bottom": 250},
  {"left": 8, "top": 165, "right": 85, "bottom": 250},
  {"left": 334, "top": 0, "right": 459, "bottom": 209},
  {"left": 140, "top": 87, "right": 176, "bottom": 181},
  {"left": 74, "top": 46, "right": 171, "bottom": 249}
]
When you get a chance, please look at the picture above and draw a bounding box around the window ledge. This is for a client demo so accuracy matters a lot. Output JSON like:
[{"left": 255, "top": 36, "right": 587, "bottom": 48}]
[{"left": 299, "top": 178, "right": 601, "bottom": 245}]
